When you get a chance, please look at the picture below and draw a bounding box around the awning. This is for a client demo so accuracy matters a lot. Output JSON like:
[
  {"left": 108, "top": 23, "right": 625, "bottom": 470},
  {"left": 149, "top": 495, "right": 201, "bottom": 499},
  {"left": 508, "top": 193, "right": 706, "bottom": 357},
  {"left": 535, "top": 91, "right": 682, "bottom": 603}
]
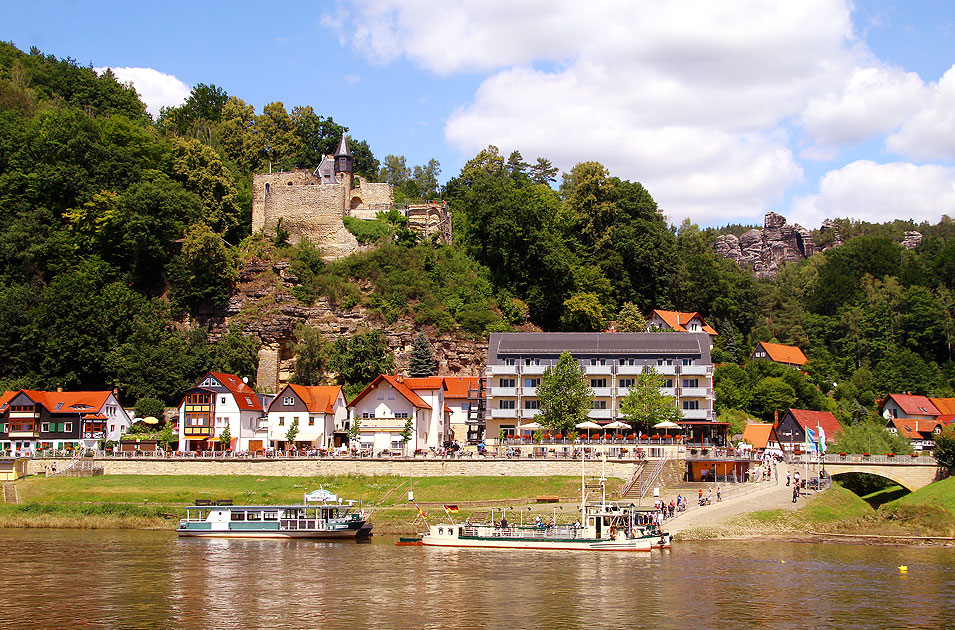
[
  {"left": 183, "top": 435, "right": 211, "bottom": 440},
  {"left": 677, "top": 421, "right": 730, "bottom": 426}
]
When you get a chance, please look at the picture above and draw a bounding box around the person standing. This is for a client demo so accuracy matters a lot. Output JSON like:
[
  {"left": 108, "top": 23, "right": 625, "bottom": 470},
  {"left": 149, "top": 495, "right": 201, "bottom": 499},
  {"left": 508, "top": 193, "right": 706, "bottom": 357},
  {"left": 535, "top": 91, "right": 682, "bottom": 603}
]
[
  {"left": 794, "top": 471, "right": 800, "bottom": 487},
  {"left": 792, "top": 484, "right": 799, "bottom": 503},
  {"left": 786, "top": 470, "right": 791, "bottom": 486},
  {"left": 716, "top": 486, "right": 722, "bottom": 502}
]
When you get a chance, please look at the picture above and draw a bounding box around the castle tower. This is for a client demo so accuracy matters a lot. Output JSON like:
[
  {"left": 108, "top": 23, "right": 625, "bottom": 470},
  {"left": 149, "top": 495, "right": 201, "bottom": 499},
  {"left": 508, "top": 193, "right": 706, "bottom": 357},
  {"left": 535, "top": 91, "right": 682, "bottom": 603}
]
[{"left": 334, "top": 133, "right": 354, "bottom": 189}]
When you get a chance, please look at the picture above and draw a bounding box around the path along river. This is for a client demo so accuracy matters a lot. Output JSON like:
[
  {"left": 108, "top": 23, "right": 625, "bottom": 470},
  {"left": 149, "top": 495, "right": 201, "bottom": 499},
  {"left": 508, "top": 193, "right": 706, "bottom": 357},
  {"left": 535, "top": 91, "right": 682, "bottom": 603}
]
[{"left": 0, "top": 529, "right": 951, "bottom": 630}]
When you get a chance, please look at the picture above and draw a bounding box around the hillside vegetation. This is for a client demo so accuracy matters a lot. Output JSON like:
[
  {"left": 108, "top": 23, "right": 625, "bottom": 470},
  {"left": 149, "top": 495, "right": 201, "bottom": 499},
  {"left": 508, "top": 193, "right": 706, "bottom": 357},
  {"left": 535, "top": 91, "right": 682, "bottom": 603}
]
[{"left": 4, "top": 41, "right": 955, "bottom": 433}]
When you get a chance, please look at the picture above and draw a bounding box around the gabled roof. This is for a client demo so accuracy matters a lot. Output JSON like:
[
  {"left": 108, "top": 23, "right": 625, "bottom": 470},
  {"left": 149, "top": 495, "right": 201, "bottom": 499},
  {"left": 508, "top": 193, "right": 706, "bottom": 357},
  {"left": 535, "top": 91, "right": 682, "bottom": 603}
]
[
  {"left": 274, "top": 384, "right": 342, "bottom": 415},
  {"left": 742, "top": 423, "right": 780, "bottom": 449},
  {"left": 753, "top": 342, "right": 808, "bottom": 366},
  {"left": 937, "top": 414, "right": 955, "bottom": 427},
  {"left": 0, "top": 390, "right": 115, "bottom": 414},
  {"left": 785, "top": 409, "right": 844, "bottom": 437},
  {"left": 928, "top": 397, "right": 955, "bottom": 415},
  {"left": 399, "top": 377, "right": 446, "bottom": 391},
  {"left": 885, "top": 417, "right": 940, "bottom": 439},
  {"left": 443, "top": 376, "right": 479, "bottom": 400},
  {"left": 883, "top": 393, "right": 939, "bottom": 417},
  {"left": 347, "top": 375, "right": 431, "bottom": 410},
  {"left": 650, "top": 310, "right": 718, "bottom": 335},
  {"left": 202, "top": 372, "right": 262, "bottom": 411}
]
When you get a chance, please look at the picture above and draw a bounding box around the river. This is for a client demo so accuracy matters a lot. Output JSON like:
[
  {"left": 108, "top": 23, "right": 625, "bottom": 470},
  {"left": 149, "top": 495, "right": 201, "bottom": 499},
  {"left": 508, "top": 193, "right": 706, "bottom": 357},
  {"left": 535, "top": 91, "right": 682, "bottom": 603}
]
[{"left": 0, "top": 530, "right": 951, "bottom": 630}]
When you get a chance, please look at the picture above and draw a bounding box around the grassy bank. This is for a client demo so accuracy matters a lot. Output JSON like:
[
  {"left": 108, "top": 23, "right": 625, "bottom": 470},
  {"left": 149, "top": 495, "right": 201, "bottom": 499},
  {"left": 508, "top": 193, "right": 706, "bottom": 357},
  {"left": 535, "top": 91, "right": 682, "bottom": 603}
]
[
  {"left": 683, "top": 477, "right": 955, "bottom": 541},
  {"left": 0, "top": 474, "right": 618, "bottom": 533}
]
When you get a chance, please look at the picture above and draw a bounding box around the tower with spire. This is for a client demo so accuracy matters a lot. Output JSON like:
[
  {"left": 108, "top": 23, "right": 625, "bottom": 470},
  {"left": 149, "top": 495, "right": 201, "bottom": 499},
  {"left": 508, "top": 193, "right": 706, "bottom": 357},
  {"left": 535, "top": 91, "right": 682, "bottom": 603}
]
[{"left": 333, "top": 133, "right": 353, "bottom": 189}]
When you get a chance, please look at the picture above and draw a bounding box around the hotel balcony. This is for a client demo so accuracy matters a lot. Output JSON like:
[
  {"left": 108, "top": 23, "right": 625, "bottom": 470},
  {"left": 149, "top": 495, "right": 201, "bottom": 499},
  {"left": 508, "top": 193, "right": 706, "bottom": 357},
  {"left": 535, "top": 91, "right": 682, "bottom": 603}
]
[
  {"left": 521, "top": 409, "right": 540, "bottom": 418},
  {"left": 654, "top": 365, "right": 677, "bottom": 375},
  {"left": 680, "top": 408, "right": 710, "bottom": 420},
  {"left": 681, "top": 365, "right": 710, "bottom": 376},
  {"left": 590, "top": 387, "right": 613, "bottom": 397},
  {"left": 659, "top": 387, "right": 677, "bottom": 397},
  {"left": 680, "top": 387, "right": 711, "bottom": 398},
  {"left": 617, "top": 386, "right": 631, "bottom": 396},
  {"left": 8, "top": 429, "right": 39, "bottom": 439},
  {"left": 617, "top": 365, "right": 643, "bottom": 375},
  {"left": 521, "top": 365, "right": 547, "bottom": 375},
  {"left": 584, "top": 365, "right": 614, "bottom": 375},
  {"left": 588, "top": 409, "right": 613, "bottom": 419},
  {"left": 490, "top": 387, "right": 518, "bottom": 397},
  {"left": 487, "top": 364, "right": 518, "bottom": 375},
  {"left": 490, "top": 408, "right": 517, "bottom": 419},
  {"left": 522, "top": 387, "right": 538, "bottom": 397}
]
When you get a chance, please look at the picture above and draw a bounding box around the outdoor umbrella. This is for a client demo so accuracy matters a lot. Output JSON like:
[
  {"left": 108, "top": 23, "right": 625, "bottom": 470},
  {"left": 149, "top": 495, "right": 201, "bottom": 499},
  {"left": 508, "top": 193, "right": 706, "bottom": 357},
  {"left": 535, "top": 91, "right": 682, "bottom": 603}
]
[
  {"left": 142, "top": 416, "right": 160, "bottom": 425},
  {"left": 603, "top": 421, "right": 631, "bottom": 430},
  {"left": 575, "top": 420, "right": 601, "bottom": 439},
  {"left": 517, "top": 421, "right": 542, "bottom": 431},
  {"left": 652, "top": 421, "right": 681, "bottom": 429}
]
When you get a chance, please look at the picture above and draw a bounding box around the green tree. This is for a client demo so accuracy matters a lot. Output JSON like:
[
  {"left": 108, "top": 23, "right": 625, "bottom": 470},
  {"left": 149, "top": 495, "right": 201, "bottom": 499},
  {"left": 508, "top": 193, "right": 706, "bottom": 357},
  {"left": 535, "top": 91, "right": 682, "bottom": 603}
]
[
  {"left": 291, "top": 324, "right": 331, "bottom": 385},
  {"left": 616, "top": 302, "right": 647, "bottom": 332},
  {"left": 933, "top": 424, "right": 955, "bottom": 469},
  {"left": 560, "top": 292, "right": 605, "bottom": 331},
  {"left": 329, "top": 330, "right": 395, "bottom": 398},
  {"left": 748, "top": 377, "right": 797, "bottom": 422},
  {"left": 409, "top": 332, "right": 437, "bottom": 377},
  {"left": 209, "top": 325, "right": 258, "bottom": 384},
  {"left": 829, "top": 419, "right": 913, "bottom": 455},
  {"left": 168, "top": 222, "right": 238, "bottom": 310},
  {"left": 536, "top": 351, "right": 592, "bottom": 434},
  {"left": 400, "top": 416, "right": 414, "bottom": 452},
  {"left": 158, "top": 423, "right": 174, "bottom": 451},
  {"left": 285, "top": 417, "right": 299, "bottom": 446},
  {"left": 347, "top": 416, "right": 361, "bottom": 445},
  {"left": 134, "top": 397, "right": 165, "bottom": 421},
  {"left": 219, "top": 425, "right": 232, "bottom": 450},
  {"left": 618, "top": 369, "right": 682, "bottom": 434}
]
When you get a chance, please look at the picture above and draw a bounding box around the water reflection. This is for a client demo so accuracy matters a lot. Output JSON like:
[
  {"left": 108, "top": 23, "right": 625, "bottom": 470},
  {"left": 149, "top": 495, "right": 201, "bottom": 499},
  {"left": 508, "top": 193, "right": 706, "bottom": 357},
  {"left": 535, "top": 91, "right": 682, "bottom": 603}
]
[{"left": 0, "top": 530, "right": 951, "bottom": 630}]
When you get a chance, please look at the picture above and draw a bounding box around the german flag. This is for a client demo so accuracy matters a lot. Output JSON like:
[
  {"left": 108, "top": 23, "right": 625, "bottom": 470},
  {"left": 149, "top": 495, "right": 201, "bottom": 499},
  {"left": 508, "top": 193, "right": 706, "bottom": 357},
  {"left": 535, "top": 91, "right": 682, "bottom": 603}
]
[
  {"left": 443, "top": 504, "right": 459, "bottom": 513},
  {"left": 416, "top": 505, "right": 427, "bottom": 519}
]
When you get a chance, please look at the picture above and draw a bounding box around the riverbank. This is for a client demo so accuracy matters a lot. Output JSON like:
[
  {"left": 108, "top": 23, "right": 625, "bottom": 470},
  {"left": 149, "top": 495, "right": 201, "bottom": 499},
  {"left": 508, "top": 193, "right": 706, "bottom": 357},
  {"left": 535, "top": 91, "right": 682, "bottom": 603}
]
[{"left": 675, "top": 477, "right": 955, "bottom": 543}]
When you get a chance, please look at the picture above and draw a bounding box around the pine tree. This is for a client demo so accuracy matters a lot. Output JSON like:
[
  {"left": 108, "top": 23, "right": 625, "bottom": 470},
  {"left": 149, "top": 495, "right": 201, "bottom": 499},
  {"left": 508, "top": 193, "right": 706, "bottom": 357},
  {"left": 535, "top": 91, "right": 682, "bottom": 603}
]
[{"left": 409, "top": 332, "right": 437, "bottom": 377}]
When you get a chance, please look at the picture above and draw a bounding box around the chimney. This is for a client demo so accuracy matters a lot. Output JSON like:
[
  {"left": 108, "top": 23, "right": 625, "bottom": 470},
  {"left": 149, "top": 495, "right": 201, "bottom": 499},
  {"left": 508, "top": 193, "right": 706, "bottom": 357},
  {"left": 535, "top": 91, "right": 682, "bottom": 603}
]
[
  {"left": 113, "top": 387, "right": 118, "bottom": 395},
  {"left": 774, "top": 410, "right": 779, "bottom": 427},
  {"left": 57, "top": 387, "right": 62, "bottom": 393}
]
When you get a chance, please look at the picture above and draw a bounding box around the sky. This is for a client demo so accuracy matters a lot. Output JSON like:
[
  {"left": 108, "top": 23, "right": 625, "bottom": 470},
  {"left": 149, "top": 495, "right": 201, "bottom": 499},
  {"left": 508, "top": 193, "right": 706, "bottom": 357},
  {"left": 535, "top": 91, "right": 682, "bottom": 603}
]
[{"left": 1, "top": 0, "right": 953, "bottom": 229}]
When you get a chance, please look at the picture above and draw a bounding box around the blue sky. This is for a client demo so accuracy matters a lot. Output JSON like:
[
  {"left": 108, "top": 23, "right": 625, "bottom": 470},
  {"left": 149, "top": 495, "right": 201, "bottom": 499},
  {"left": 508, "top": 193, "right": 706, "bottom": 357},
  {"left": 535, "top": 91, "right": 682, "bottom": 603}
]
[{"left": 1, "top": 0, "right": 953, "bottom": 229}]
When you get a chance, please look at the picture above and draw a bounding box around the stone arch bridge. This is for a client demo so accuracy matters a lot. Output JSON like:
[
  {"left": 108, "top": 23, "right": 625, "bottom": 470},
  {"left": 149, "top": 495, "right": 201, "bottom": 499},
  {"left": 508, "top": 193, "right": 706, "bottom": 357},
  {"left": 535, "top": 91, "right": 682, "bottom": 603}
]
[{"left": 802, "top": 454, "right": 942, "bottom": 491}]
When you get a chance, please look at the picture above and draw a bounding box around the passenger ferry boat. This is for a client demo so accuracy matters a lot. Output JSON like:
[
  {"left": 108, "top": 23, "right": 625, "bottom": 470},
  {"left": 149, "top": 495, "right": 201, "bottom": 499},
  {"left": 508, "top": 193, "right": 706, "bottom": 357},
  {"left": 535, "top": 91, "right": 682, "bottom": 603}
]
[
  {"left": 419, "top": 461, "right": 671, "bottom": 552},
  {"left": 177, "top": 489, "right": 372, "bottom": 539}
]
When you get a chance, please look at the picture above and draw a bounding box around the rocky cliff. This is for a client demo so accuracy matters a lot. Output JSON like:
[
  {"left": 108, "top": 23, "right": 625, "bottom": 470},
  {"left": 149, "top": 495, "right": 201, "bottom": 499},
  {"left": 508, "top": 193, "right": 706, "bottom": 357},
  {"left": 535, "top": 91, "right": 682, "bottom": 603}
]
[
  {"left": 714, "top": 212, "right": 830, "bottom": 279},
  {"left": 214, "top": 257, "right": 487, "bottom": 393}
]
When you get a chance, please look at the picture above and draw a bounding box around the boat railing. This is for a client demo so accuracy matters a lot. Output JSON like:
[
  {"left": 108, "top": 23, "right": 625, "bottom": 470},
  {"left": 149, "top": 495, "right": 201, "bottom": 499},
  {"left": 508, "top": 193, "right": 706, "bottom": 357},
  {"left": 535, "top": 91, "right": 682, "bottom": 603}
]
[
  {"left": 461, "top": 524, "right": 585, "bottom": 539},
  {"left": 280, "top": 519, "right": 328, "bottom": 530}
]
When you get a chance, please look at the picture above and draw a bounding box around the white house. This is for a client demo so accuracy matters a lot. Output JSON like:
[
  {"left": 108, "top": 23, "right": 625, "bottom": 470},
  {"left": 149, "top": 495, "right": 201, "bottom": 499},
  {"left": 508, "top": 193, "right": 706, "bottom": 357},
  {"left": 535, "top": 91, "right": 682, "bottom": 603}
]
[
  {"left": 178, "top": 372, "right": 267, "bottom": 452},
  {"left": 265, "top": 384, "right": 347, "bottom": 450},
  {"left": 442, "top": 376, "right": 479, "bottom": 443},
  {"left": 346, "top": 375, "right": 448, "bottom": 454}
]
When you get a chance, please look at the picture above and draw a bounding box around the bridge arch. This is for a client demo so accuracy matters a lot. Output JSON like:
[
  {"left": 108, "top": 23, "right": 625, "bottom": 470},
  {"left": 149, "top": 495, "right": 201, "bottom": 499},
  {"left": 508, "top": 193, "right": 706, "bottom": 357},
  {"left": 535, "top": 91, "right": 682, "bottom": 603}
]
[
  {"left": 829, "top": 470, "right": 915, "bottom": 493},
  {"left": 821, "top": 461, "right": 939, "bottom": 492}
]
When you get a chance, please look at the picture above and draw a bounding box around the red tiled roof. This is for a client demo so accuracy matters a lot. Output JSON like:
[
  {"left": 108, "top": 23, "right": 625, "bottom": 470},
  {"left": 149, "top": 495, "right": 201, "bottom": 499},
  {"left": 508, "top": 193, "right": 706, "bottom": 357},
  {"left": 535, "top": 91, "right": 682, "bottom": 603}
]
[
  {"left": 742, "top": 423, "right": 780, "bottom": 449},
  {"left": 442, "top": 376, "right": 479, "bottom": 400},
  {"left": 347, "top": 375, "right": 431, "bottom": 409},
  {"left": 204, "top": 372, "right": 262, "bottom": 411},
  {"left": 284, "top": 384, "right": 342, "bottom": 414},
  {"left": 928, "top": 397, "right": 955, "bottom": 415},
  {"left": 754, "top": 342, "right": 808, "bottom": 366},
  {"left": 399, "top": 377, "right": 446, "bottom": 391},
  {"left": 884, "top": 394, "right": 939, "bottom": 417},
  {"left": 651, "top": 310, "right": 718, "bottom": 335},
  {"left": 886, "top": 417, "right": 940, "bottom": 439},
  {"left": 0, "top": 390, "right": 114, "bottom": 414},
  {"left": 937, "top": 414, "right": 955, "bottom": 427},
  {"left": 787, "top": 409, "right": 844, "bottom": 437}
]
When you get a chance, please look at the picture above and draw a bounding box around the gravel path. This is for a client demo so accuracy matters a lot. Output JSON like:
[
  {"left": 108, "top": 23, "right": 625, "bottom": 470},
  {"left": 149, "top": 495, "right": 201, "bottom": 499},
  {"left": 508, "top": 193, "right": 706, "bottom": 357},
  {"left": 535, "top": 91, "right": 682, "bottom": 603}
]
[{"left": 663, "top": 464, "right": 807, "bottom": 536}]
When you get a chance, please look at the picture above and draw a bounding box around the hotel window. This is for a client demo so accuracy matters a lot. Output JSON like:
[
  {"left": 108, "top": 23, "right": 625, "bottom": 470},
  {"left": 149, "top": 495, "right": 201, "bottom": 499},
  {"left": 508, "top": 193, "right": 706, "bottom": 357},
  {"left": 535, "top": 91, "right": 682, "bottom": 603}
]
[
  {"left": 221, "top": 397, "right": 227, "bottom": 404},
  {"left": 524, "top": 400, "right": 539, "bottom": 410},
  {"left": 591, "top": 400, "right": 607, "bottom": 409},
  {"left": 308, "top": 416, "right": 315, "bottom": 426},
  {"left": 42, "top": 423, "right": 49, "bottom": 432},
  {"left": 65, "top": 423, "right": 72, "bottom": 432},
  {"left": 590, "top": 378, "right": 607, "bottom": 388},
  {"left": 362, "top": 412, "right": 376, "bottom": 419},
  {"left": 682, "top": 359, "right": 692, "bottom": 365},
  {"left": 524, "top": 358, "right": 540, "bottom": 366},
  {"left": 682, "top": 401, "right": 699, "bottom": 410},
  {"left": 499, "top": 400, "right": 515, "bottom": 409},
  {"left": 283, "top": 396, "right": 294, "bottom": 406},
  {"left": 501, "top": 425, "right": 515, "bottom": 436},
  {"left": 278, "top": 417, "right": 285, "bottom": 426},
  {"left": 657, "top": 359, "right": 672, "bottom": 366},
  {"left": 619, "top": 379, "right": 635, "bottom": 387},
  {"left": 499, "top": 378, "right": 516, "bottom": 388},
  {"left": 682, "top": 379, "right": 699, "bottom": 388},
  {"left": 664, "top": 379, "right": 674, "bottom": 388},
  {"left": 621, "top": 358, "right": 636, "bottom": 365},
  {"left": 524, "top": 378, "right": 540, "bottom": 388},
  {"left": 395, "top": 412, "right": 409, "bottom": 419},
  {"left": 590, "top": 358, "right": 606, "bottom": 365},
  {"left": 502, "top": 358, "right": 516, "bottom": 365},
  {"left": 392, "top": 438, "right": 403, "bottom": 450}
]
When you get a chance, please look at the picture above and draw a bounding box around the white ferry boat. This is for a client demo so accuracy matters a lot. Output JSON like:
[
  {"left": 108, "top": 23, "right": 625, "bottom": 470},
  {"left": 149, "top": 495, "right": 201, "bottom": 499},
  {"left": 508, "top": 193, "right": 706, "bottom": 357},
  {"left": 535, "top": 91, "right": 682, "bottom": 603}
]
[
  {"left": 177, "top": 489, "right": 372, "bottom": 539},
  {"left": 419, "top": 461, "right": 671, "bottom": 552}
]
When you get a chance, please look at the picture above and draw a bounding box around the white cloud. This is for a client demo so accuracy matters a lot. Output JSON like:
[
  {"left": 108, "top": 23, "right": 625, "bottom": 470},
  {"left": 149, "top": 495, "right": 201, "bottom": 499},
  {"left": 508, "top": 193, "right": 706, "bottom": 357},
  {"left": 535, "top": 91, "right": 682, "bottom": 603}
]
[
  {"left": 791, "top": 161, "right": 955, "bottom": 227},
  {"left": 886, "top": 65, "right": 955, "bottom": 161},
  {"left": 801, "top": 64, "right": 927, "bottom": 148},
  {"left": 95, "top": 66, "right": 191, "bottom": 118}
]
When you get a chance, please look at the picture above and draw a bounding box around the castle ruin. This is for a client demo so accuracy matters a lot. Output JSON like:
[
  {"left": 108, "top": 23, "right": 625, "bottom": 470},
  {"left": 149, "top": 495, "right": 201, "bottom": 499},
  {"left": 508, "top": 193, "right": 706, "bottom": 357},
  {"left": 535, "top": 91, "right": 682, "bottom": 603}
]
[{"left": 251, "top": 135, "right": 451, "bottom": 260}]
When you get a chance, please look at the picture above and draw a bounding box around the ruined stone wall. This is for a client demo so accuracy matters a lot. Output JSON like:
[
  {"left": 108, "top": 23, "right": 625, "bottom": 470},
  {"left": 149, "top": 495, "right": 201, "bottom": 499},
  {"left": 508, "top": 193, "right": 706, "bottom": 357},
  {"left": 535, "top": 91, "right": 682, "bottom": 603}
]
[
  {"left": 251, "top": 171, "right": 319, "bottom": 233},
  {"left": 355, "top": 181, "right": 393, "bottom": 209}
]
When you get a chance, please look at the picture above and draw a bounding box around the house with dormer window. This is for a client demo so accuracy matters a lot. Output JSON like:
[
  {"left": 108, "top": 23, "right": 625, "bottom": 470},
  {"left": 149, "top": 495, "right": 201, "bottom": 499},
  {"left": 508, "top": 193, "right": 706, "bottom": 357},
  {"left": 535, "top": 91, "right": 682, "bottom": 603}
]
[
  {"left": 647, "top": 310, "right": 718, "bottom": 335},
  {"left": 177, "top": 372, "right": 271, "bottom": 452},
  {"left": 265, "top": 384, "right": 347, "bottom": 450},
  {"left": 346, "top": 375, "right": 448, "bottom": 454},
  {"left": 750, "top": 341, "right": 808, "bottom": 368},
  {"left": 0, "top": 388, "right": 129, "bottom": 455}
]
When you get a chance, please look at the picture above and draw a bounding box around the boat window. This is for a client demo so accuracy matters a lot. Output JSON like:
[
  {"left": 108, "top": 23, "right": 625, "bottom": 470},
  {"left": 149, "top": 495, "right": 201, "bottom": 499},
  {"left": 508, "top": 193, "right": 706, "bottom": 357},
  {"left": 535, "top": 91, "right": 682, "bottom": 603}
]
[
  {"left": 230, "top": 511, "right": 246, "bottom": 521},
  {"left": 438, "top": 528, "right": 444, "bottom": 535},
  {"left": 263, "top": 511, "right": 278, "bottom": 520},
  {"left": 247, "top": 511, "right": 261, "bottom": 521}
]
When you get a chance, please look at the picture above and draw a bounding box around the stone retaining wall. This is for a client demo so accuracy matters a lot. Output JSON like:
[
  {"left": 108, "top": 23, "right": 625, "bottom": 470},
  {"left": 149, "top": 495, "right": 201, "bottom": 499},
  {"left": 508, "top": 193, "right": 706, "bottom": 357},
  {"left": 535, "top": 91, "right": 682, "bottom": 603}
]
[{"left": 29, "top": 458, "right": 639, "bottom": 480}]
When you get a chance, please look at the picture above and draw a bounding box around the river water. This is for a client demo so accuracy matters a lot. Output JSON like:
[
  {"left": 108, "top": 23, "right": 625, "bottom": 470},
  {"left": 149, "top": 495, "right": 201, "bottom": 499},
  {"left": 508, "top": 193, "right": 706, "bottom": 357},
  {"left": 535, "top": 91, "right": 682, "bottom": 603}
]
[{"left": 0, "top": 529, "right": 951, "bottom": 630}]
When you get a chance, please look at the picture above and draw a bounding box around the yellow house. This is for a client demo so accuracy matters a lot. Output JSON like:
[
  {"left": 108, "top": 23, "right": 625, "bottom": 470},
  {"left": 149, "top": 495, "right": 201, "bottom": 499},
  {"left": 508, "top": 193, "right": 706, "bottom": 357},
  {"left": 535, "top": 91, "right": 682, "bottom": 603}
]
[{"left": 0, "top": 458, "right": 28, "bottom": 481}]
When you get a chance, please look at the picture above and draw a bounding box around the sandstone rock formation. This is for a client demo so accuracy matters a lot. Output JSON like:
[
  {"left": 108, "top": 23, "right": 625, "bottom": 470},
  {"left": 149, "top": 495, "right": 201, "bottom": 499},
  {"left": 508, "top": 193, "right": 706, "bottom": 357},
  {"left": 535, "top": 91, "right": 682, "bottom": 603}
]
[
  {"left": 713, "top": 212, "right": 821, "bottom": 279},
  {"left": 902, "top": 231, "right": 923, "bottom": 250}
]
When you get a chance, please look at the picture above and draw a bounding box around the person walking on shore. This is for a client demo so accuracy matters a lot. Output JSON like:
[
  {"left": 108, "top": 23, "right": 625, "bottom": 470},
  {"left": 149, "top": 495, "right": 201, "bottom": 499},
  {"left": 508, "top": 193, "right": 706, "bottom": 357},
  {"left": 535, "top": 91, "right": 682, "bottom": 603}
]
[
  {"left": 716, "top": 487, "right": 721, "bottom": 502},
  {"left": 786, "top": 470, "right": 791, "bottom": 486},
  {"left": 792, "top": 484, "right": 799, "bottom": 503}
]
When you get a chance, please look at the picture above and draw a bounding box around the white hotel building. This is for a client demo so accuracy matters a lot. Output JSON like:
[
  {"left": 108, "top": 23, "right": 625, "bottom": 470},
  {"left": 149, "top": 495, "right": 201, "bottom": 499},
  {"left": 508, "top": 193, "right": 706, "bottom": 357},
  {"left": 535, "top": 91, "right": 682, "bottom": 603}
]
[{"left": 484, "top": 332, "right": 718, "bottom": 443}]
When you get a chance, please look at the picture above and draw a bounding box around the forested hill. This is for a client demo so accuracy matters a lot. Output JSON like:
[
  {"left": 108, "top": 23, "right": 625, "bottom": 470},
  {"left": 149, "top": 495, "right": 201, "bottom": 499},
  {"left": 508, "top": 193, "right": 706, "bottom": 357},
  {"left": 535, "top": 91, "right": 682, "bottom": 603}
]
[{"left": 2, "top": 42, "right": 955, "bottom": 431}]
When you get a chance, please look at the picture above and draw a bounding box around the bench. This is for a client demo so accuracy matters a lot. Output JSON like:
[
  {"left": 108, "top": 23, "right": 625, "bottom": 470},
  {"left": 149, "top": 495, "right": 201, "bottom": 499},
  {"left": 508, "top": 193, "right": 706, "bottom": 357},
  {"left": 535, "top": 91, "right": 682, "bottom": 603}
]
[{"left": 536, "top": 496, "right": 560, "bottom": 503}]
